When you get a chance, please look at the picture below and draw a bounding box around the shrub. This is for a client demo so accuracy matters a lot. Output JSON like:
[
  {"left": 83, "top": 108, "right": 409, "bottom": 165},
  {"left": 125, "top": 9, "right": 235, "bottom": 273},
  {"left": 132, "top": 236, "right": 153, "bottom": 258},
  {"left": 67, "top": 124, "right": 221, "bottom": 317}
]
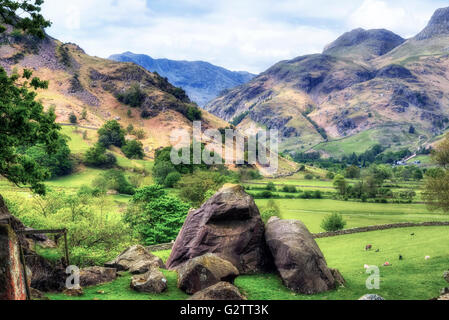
[
  {"left": 98, "top": 120, "right": 126, "bottom": 148},
  {"left": 258, "top": 191, "right": 273, "bottom": 199},
  {"left": 84, "top": 144, "right": 117, "bottom": 168},
  {"left": 266, "top": 182, "right": 276, "bottom": 191},
  {"left": 177, "top": 171, "right": 226, "bottom": 207},
  {"left": 282, "top": 185, "right": 297, "bottom": 193},
  {"left": 116, "top": 83, "right": 146, "bottom": 108},
  {"left": 321, "top": 213, "right": 347, "bottom": 232},
  {"left": 69, "top": 113, "right": 77, "bottom": 124},
  {"left": 260, "top": 200, "right": 280, "bottom": 223},
  {"left": 305, "top": 174, "right": 314, "bottom": 180},
  {"left": 122, "top": 139, "right": 144, "bottom": 159},
  {"left": 101, "top": 170, "right": 135, "bottom": 195},
  {"left": 124, "top": 185, "right": 190, "bottom": 245},
  {"left": 164, "top": 171, "right": 181, "bottom": 188}
]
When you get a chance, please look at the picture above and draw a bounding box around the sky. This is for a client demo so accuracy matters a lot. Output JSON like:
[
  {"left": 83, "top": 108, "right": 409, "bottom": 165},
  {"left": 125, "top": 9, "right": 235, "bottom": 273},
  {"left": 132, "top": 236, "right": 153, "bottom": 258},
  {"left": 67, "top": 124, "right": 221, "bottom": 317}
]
[{"left": 41, "top": 0, "right": 448, "bottom": 74}]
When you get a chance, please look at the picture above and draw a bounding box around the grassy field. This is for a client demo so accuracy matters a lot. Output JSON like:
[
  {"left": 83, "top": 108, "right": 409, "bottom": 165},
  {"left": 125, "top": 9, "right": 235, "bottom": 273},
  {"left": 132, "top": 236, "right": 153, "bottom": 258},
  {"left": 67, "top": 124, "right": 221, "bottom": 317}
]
[
  {"left": 256, "top": 199, "right": 449, "bottom": 233},
  {"left": 46, "top": 226, "right": 449, "bottom": 300}
]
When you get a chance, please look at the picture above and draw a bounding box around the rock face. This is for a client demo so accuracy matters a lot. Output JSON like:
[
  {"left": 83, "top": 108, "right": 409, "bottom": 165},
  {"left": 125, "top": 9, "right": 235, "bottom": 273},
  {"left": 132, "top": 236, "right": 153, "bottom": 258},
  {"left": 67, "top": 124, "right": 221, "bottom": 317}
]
[
  {"left": 80, "top": 267, "right": 117, "bottom": 287},
  {"left": 359, "top": 294, "right": 385, "bottom": 301},
  {"left": 166, "top": 185, "right": 273, "bottom": 274},
  {"left": 130, "top": 268, "right": 167, "bottom": 294},
  {"left": 105, "top": 245, "right": 165, "bottom": 274},
  {"left": 188, "top": 282, "right": 246, "bottom": 301},
  {"left": 177, "top": 254, "right": 239, "bottom": 294},
  {"left": 415, "top": 7, "right": 449, "bottom": 40},
  {"left": 0, "top": 224, "right": 28, "bottom": 300},
  {"left": 265, "top": 217, "right": 336, "bottom": 295}
]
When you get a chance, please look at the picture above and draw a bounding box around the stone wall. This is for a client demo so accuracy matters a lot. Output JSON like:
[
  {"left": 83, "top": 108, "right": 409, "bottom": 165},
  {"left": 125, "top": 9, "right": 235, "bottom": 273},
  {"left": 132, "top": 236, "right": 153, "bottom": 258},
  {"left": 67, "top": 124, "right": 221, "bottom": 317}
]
[
  {"left": 0, "top": 224, "right": 27, "bottom": 300},
  {"left": 313, "top": 222, "right": 449, "bottom": 239},
  {"left": 147, "top": 222, "right": 449, "bottom": 252}
]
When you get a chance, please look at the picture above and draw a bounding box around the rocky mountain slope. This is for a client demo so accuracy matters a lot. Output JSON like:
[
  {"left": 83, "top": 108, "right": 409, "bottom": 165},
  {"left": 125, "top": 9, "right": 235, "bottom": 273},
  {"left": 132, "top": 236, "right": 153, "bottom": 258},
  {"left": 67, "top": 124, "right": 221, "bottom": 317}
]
[
  {"left": 0, "top": 30, "right": 228, "bottom": 157},
  {"left": 206, "top": 6, "right": 449, "bottom": 156},
  {"left": 0, "top": 31, "right": 297, "bottom": 176},
  {"left": 109, "top": 52, "right": 255, "bottom": 107}
]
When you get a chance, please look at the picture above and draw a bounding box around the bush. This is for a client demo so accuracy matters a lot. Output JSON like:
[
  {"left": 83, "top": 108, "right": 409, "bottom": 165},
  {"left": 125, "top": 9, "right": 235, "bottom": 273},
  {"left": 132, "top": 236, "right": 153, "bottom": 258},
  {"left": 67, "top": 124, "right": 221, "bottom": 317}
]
[
  {"left": 84, "top": 144, "right": 117, "bottom": 168},
  {"left": 164, "top": 171, "right": 181, "bottom": 188},
  {"left": 124, "top": 185, "right": 190, "bottom": 245},
  {"left": 305, "top": 174, "right": 314, "bottom": 180},
  {"left": 321, "top": 213, "right": 347, "bottom": 232},
  {"left": 266, "top": 182, "right": 276, "bottom": 191},
  {"left": 116, "top": 83, "right": 147, "bottom": 108},
  {"left": 260, "top": 200, "right": 280, "bottom": 223},
  {"left": 98, "top": 120, "right": 126, "bottom": 148},
  {"left": 177, "top": 171, "right": 226, "bottom": 207},
  {"left": 122, "top": 139, "right": 144, "bottom": 159},
  {"left": 101, "top": 170, "right": 135, "bottom": 195},
  {"left": 258, "top": 191, "right": 273, "bottom": 199},
  {"left": 69, "top": 113, "right": 77, "bottom": 124},
  {"left": 282, "top": 185, "right": 297, "bottom": 193}
]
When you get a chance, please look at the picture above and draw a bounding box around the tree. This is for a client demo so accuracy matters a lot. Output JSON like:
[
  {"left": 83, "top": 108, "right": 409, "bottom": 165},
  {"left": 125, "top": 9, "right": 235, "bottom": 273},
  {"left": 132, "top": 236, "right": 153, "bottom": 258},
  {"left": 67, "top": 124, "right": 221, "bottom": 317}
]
[
  {"left": 69, "top": 112, "right": 77, "bottom": 124},
  {"left": 345, "top": 165, "right": 361, "bottom": 179},
  {"left": 84, "top": 144, "right": 117, "bottom": 168},
  {"left": 0, "top": 0, "right": 51, "bottom": 38},
  {"left": 97, "top": 120, "right": 126, "bottom": 148},
  {"left": 177, "top": 171, "right": 226, "bottom": 207},
  {"left": 424, "top": 134, "right": 449, "bottom": 212},
  {"left": 333, "top": 175, "right": 347, "bottom": 196},
  {"left": 164, "top": 171, "right": 181, "bottom": 188},
  {"left": 124, "top": 185, "right": 190, "bottom": 245},
  {"left": 122, "top": 139, "right": 144, "bottom": 159}
]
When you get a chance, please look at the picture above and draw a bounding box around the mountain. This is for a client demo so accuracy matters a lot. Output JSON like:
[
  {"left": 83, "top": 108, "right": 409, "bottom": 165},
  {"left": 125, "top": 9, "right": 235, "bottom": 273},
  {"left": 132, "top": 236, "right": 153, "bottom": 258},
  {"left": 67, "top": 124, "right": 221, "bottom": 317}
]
[
  {"left": 108, "top": 52, "right": 255, "bottom": 107},
  {"left": 0, "top": 29, "right": 227, "bottom": 157},
  {"left": 205, "top": 6, "right": 449, "bottom": 157},
  {"left": 0, "top": 31, "right": 297, "bottom": 176}
]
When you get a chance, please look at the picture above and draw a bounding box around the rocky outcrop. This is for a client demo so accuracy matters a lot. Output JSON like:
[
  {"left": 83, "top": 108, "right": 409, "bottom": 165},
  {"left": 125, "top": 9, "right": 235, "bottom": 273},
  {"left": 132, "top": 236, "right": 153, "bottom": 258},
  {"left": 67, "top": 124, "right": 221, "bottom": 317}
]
[
  {"left": 188, "top": 282, "right": 246, "bottom": 301},
  {"left": 443, "top": 271, "right": 449, "bottom": 283},
  {"left": 359, "top": 294, "right": 385, "bottom": 300},
  {"left": 166, "top": 185, "right": 273, "bottom": 274},
  {"left": 415, "top": 7, "right": 449, "bottom": 40},
  {"left": 105, "top": 245, "right": 165, "bottom": 274},
  {"left": 177, "top": 254, "right": 239, "bottom": 294},
  {"left": 265, "top": 217, "right": 336, "bottom": 295},
  {"left": 80, "top": 267, "right": 117, "bottom": 287},
  {"left": 130, "top": 268, "right": 167, "bottom": 294}
]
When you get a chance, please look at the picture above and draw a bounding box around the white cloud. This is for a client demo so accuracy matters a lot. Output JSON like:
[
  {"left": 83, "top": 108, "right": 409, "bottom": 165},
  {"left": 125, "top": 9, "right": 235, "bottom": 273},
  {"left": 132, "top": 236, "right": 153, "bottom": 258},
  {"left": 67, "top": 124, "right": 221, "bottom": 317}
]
[
  {"left": 40, "top": 0, "right": 445, "bottom": 73},
  {"left": 349, "top": 0, "right": 435, "bottom": 38}
]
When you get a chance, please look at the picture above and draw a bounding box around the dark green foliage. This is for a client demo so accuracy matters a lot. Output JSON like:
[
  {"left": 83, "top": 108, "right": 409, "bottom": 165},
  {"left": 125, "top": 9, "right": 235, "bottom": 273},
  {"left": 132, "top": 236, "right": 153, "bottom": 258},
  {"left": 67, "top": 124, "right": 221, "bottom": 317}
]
[
  {"left": 101, "top": 170, "right": 135, "bottom": 195},
  {"left": 345, "top": 165, "right": 361, "bottom": 179},
  {"left": 122, "top": 139, "right": 144, "bottom": 159},
  {"left": 84, "top": 144, "right": 117, "bottom": 168},
  {"left": 24, "top": 136, "right": 73, "bottom": 178},
  {"left": 57, "top": 45, "right": 72, "bottom": 68},
  {"left": 282, "top": 185, "right": 297, "bottom": 193},
  {"left": 185, "top": 105, "right": 202, "bottom": 121},
  {"left": 124, "top": 185, "right": 190, "bottom": 245},
  {"left": 0, "top": 67, "right": 60, "bottom": 194},
  {"left": 69, "top": 112, "right": 77, "bottom": 124},
  {"left": 321, "top": 213, "right": 347, "bottom": 232},
  {"left": 266, "top": 182, "right": 276, "bottom": 191},
  {"left": 116, "top": 83, "right": 147, "bottom": 108},
  {"left": 0, "top": 0, "right": 52, "bottom": 39},
  {"left": 98, "top": 120, "right": 126, "bottom": 148},
  {"left": 177, "top": 171, "right": 227, "bottom": 207},
  {"left": 231, "top": 111, "right": 249, "bottom": 126},
  {"left": 260, "top": 199, "right": 280, "bottom": 223},
  {"left": 164, "top": 171, "right": 181, "bottom": 188}
]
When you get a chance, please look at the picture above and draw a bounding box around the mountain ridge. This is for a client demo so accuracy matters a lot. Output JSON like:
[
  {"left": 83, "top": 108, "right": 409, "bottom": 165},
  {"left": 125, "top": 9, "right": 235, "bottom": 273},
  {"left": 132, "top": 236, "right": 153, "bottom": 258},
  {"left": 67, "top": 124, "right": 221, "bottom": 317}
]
[
  {"left": 205, "top": 6, "right": 449, "bottom": 157},
  {"left": 109, "top": 52, "right": 255, "bottom": 107}
]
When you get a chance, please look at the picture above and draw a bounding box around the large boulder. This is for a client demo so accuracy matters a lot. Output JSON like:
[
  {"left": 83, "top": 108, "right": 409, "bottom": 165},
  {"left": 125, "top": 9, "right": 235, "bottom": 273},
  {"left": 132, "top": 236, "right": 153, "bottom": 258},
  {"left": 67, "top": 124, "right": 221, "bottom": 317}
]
[
  {"left": 443, "top": 271, "right": 449, "bottom": 284},
  {"left": 80, "top": 267, "right": 117, "bottom": 287},
  {"left": 166, "top": 185, "right": 272, "bottom": 274},
  {"left": 177, "top": 254, "right": 239, "bottom": 294},
  {"left": 105, "top": 245, "right": 165, "bottom": 274},
  {"left": 130, "top": 268, "right": 167, "bottom": 294},
  {"left": 265, "top": 217, "right": 336, "bottom": 295},
  {"left": 188, "top": 282, "right": 246, "bottom": 300}
]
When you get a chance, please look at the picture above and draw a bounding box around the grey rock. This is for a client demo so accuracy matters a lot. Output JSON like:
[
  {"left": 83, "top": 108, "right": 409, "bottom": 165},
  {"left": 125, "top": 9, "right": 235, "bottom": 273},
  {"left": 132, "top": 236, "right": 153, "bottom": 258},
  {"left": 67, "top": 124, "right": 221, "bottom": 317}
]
[
  {"left": 105, "top": 245, "right": 165, "bottom": 273},
  {"left": 130, "top": 268, "right": 167, "bottom": 294},
  {"left": 188, "top": 282, "right": 245, "bottom": 301},
  {"left": 177, "top": 254, "right": 239, "bottom": 295},
  {"left": 359, "top": 294, "right": 385, "bottom": 301}
]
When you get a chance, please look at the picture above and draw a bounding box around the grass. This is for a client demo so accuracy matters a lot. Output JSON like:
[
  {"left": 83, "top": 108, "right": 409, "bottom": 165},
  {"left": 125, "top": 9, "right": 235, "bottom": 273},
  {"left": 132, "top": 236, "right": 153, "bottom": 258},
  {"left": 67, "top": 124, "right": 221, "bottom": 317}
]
[
  {"left": 46, "top": 226, "right": 449, "bottom": 301},
  {"left": 236, "top": 226, "right": 449, "bottom": 300},
  {"left": 255, "top": 199, "right": 449, "bottom": 233}
]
